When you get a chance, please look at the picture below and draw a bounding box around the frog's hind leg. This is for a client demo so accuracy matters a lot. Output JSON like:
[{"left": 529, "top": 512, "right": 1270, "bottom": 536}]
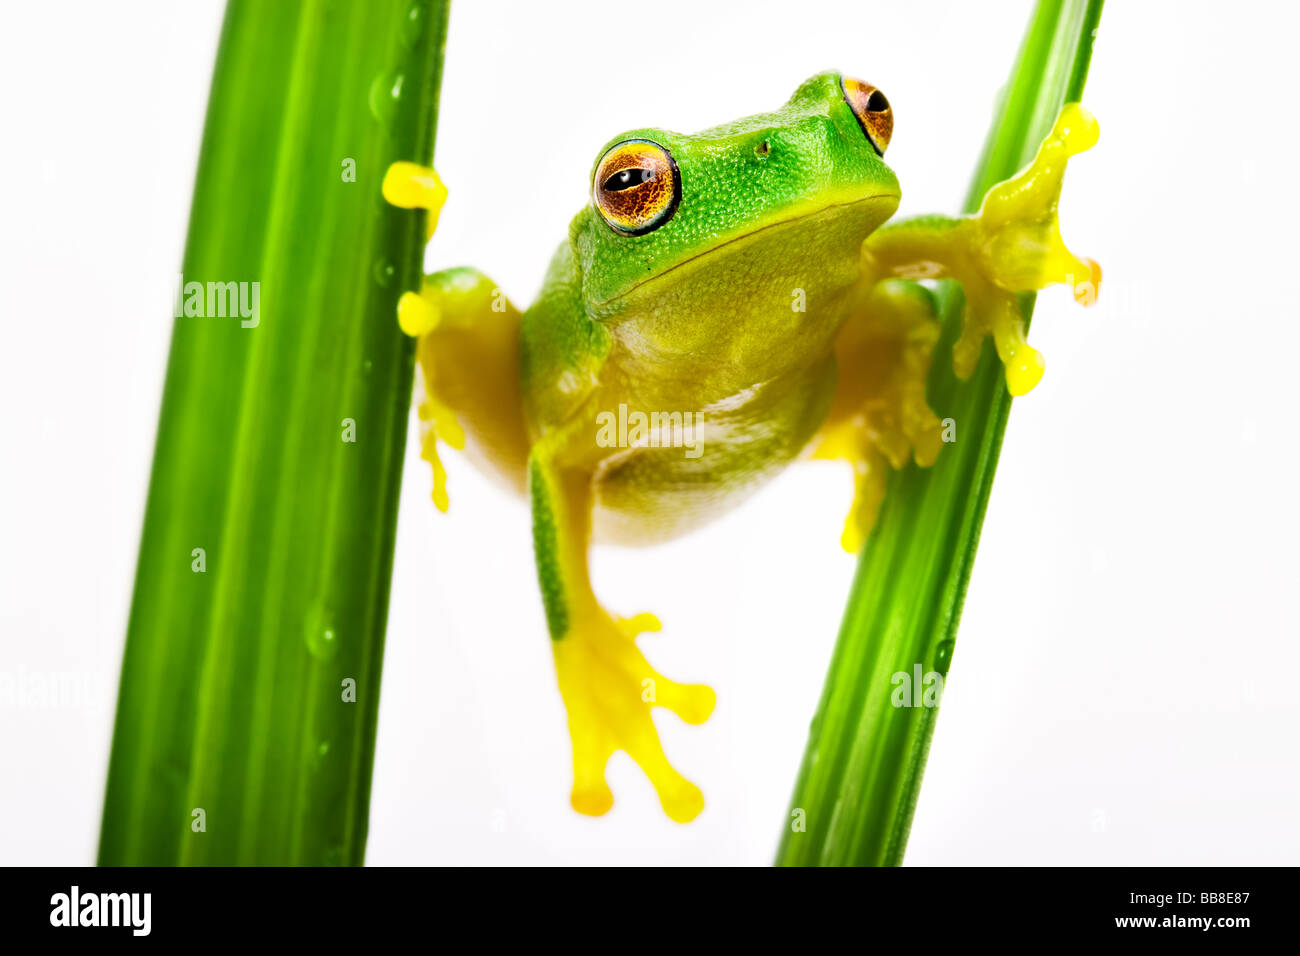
[
  {"left": 815, "top": 278, "right": 945, "bottom": 552},
  {"left": 399, "top": 267, "right": 532, "bottom": 507},
  {"left": 530, "top": 434, "right": 716, "bottom": 822}
]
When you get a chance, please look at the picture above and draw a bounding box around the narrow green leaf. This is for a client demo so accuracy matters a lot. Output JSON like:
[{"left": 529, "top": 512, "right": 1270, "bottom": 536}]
[
  {"left": 98, "top": 0, "right": 449, "bottom": 866},
  {"left": 777, "top": 0, "right": 1104, "bottom": 867}
]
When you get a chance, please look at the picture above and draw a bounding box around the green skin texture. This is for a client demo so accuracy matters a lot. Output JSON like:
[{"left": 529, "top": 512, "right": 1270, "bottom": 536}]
[
  {"left": 517, "top": 72, "right": 907, "bottom": 629},
  {"left": 527, "top": 71, "right": 897, "bottom": 442}
]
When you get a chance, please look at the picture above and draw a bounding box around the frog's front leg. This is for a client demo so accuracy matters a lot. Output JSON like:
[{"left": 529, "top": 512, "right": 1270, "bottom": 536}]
[
  {"left": 384, "top": 161, "right": 531, "bottom": 503},
  {"left": 816, "top": 278, "right": 945, "bottom": 551},
  {"left": 529, "top": 427, "right": 715, "bottom": 822},
  {"left": 820, "top": 104, "right": 1099, "bottom": 549},
  {"left": 393, "top": 266, "right": 532, "bottom": 506},
  {"left": 861, "top": 103, "right": 1101, "bottom": 396}
]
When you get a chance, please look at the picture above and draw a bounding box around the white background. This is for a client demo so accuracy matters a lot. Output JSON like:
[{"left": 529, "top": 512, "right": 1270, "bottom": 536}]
[{"left": 2, "top": 0, "right": 1297, "bottom": 866}]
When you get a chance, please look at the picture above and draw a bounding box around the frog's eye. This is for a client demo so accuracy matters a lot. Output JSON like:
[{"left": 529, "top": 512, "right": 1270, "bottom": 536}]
[
  {"left": 592, "top": 139, "right": 681, "bottom": 236},
  {"left": 841, "top": 77, "right": 892, "bottom": 156}
]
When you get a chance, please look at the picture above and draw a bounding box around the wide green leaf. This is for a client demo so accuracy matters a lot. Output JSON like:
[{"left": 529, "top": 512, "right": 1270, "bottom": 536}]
[
  {"left": 777, "top": 0, "right": 1104, "bottom": 867},
  {"left": 99, "top": 0, "right": 449, "bottom": 866}
]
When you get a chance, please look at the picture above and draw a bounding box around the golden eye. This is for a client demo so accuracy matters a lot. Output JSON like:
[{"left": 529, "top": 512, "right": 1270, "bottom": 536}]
[
  {"left": 592, "top": 139, "right": 681, "bottom": 236},
  {"left": 841, "top": 77, "right": 892, "bottom": 156}
]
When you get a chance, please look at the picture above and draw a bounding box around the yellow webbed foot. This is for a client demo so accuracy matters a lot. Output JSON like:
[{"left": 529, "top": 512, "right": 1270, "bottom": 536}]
[
  {"left": 963, "top": 104, "right": 1101, "bottom": 396},
  {"left": 553, "top": 609, "right": 715, "bottom": 822},
  {"left": 973, "top": 103, "right": 1100, "bottom": 295}
]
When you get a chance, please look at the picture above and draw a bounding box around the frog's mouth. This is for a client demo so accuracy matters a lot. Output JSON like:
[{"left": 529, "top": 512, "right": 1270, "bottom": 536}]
[{"left": 598, "top": 191, "right": 899, "bottom": 307}]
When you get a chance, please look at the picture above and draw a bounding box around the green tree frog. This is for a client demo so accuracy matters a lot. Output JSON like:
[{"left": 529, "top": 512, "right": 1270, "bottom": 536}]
[{"left": 382, "top": 71, "right": 1099, "bottom": 822}]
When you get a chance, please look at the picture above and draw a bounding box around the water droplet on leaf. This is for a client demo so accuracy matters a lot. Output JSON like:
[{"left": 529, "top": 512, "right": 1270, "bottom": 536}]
[
  {"left": 401, "top": 2, "right": 427, "bottom": 48},
  {"left": 305, "top": 605, "right": 340, "bottom": 661},
  {"left": 935, "top": 639, "right": 955, "bottom": 676},
  {"left": 368, "top": 71, "right": 405, "bottom": 130}
]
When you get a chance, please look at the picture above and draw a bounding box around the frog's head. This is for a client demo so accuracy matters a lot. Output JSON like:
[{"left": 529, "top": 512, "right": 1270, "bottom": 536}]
[{"left": 571, "top": 71, "right": 900, "bottom": 328}]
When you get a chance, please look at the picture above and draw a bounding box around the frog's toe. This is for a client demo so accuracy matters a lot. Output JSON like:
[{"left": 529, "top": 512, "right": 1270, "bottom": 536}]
[
  {"left": 1002, "top": 343, "right": 1046, "bottom": 397},
  {"left": 617, "top": 611, "right": 715, "bottom": 722},
  {"left": 615, "top": 611, "right": 661, "bottom": 638},
  {"left": 554, "top": 610, "right": 713, "bottom": 822},
  {"left": 954, "top": 288, "right": 1047, "bottom": 397},
  {"left": 1073, "top": 256, "right": 1103, "bottom": 306},
  {"left": 415, "top": 392, "right": 463, "bottom": 512},
  {"left": 411, "top": 334, "right": 465, "bottom": 513},
  {"left": 382, "top": 161, "right": 447, "bottom": 240},
  {"left": 836, "top": 401, "right": 944, "bottom": 549},
  {"left": 840, "top": 447, "right": 888, "bottom": 554},
  {"left": 894, "top": 379, "right": 945, "bottom": 468},
  {"left": 625, "top": 738, "right": 706, "bottom": 823},
  {"left": 404, "top": 281, "right": 467, "bottom": 511},
  {"left": 397, "top": 290, "right": 440, "bottom": 336},
  {"left": 817, "top": 372, "right": 945, "bottom": 552},
  {"left": 569, "top": 732, "right": 615, "bottom": 818},
  {"left": 648, "top": 671, "right": 716, "bottom": 725}
]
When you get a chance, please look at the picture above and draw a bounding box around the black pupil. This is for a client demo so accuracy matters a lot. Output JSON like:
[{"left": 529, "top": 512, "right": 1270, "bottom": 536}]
[
  {"left": 604, "top": 167, "right": 653, "bottom": 192},
  {"left": 866, "top": 90, "right": 888, "bottom": 113}
]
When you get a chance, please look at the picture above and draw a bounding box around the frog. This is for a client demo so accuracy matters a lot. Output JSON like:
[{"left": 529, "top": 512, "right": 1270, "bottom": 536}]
[{"left": 381, "top": 71, "right": 1100, "bottom": 823}]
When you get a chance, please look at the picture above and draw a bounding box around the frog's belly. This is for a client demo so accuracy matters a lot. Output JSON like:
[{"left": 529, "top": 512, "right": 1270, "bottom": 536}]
[{"left": 591, "top": 365, "right": 835, "bottom": 546}]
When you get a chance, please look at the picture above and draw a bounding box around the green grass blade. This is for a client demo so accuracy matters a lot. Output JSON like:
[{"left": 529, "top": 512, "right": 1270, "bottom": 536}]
[
  {"left": 98, "top": 0, "right": 449, "bottom": 866},
  {"left": 776, "top": 0, "right": 1103, "bottom": 867}
]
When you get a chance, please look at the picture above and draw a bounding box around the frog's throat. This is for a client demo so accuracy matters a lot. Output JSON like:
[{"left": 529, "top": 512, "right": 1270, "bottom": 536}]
[{"left": 593, "top": 191, "right": 900, "bottom": 308}]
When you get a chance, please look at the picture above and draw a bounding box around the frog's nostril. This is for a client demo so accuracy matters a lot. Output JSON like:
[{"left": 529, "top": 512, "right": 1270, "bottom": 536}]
[{"left": 755, "top": 139, "right": 771, "bottom": 159}]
